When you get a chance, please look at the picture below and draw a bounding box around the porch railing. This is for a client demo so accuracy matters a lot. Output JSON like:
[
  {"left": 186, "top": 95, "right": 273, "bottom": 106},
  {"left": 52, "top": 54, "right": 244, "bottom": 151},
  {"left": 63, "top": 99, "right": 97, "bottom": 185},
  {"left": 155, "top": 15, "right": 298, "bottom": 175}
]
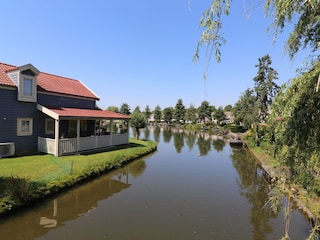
[{"left": 38, "top": 133, "right": 129, "bottom": 156}]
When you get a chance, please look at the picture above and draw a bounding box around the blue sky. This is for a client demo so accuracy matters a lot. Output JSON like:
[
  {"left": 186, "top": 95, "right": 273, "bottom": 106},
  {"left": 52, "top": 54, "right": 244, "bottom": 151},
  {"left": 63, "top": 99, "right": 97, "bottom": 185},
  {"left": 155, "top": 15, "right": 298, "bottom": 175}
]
[{"left": 0, "top": 0, "right": 309, "bottom": 111}]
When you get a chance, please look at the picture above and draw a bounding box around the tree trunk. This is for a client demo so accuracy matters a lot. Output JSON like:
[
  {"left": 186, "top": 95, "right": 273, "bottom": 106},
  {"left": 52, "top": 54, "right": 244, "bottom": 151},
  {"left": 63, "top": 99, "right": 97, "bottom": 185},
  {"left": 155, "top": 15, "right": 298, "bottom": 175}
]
[{"left": 135, "top": 128, "right": 140, "bottom": 140}]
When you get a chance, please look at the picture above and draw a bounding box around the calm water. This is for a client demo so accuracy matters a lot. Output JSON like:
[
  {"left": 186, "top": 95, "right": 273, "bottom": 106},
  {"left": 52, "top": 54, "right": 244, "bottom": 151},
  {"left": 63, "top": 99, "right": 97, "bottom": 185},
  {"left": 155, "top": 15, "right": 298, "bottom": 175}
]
[{"left": 0, "top": 126, "right": 313, "bottom": 240}]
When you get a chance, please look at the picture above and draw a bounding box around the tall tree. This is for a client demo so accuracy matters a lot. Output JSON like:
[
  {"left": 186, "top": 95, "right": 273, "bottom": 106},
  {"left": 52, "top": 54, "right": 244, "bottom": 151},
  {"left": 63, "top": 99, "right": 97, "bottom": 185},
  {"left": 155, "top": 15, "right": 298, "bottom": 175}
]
[
  {"left": 162, "top": 107, "right": 173, "bottom": 124},
  {"left": 120, "top": 103, "right": 131, "bottom": 116},
  {"left": 213, "top": 106, "right": 226, "bottom": 124},
  {"left": 106, "top": 106, "right": 119, "bottom": 113},
  {"left": 198, "top": 101, "right": 212, "bottom": 124},
  {"left": 153, "top": 105, "right": 162, "bottom": 123},
  {"left": 174, "top": 99, "right": 186, "bottom": 123},
  {"left": 184, "top": 104, "right": 198, "bottom": 124},
  {"left": 144, "top": 105, "right": 152, "bottom": 123},
  {"left": 234, "top": 88, "right": 259, "bottom": 129},
  {"left": 224, "top": 104, "right": 233, "bottom": 112},
  {"left": 133, "top": 106, "right": 141, "bottom": 113},
  {"left": 130, "top": 107, "right": 146, "bottom": 140},
  {"left": 253, "top": 55, "right": 280, "bottom": 122}
]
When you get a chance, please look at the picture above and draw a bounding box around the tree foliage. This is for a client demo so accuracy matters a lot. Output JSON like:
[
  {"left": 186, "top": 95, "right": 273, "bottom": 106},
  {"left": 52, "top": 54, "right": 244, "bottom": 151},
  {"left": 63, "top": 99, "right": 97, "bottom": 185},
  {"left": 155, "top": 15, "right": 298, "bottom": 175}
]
[
  {"left": 174, "top": 99, "right": 186, "bottom": 123},
  {"left": 265, "top": 0, "right": 320, "bottom": 59},
  {"left": 153, "top": 105, "right": 162, "bottom": 123},
  {"left": 197, "top": 101, "right": 212, "bottom": 123},
  {"left": 213, "top": 106, "right": 226, "bottom": 124},
  {"left": 253, "top": 54, "right": 280, "bottom": 122},
  {"left": 120, "top": 103, "right": 131, "bottom": 115},
  {"left": 193, "top": 0, "right": 231, "bottom": 66},
  {"left": 162, "top": 107, "right": 174, "bottom": 124},
  {"left": 224, "top": 104, "right": 233, "bottom": 112},
  {"left": 268, "top": 61, "right": 320, "bottom": 193},
  {"left": 130, "top": 108, "right": 146, "bottom": 140},
  {"left": 184, "top": 104, "right": 198, "bottom": 124},
  {"left": 195, "top": 0, "right": 320, "bottom": 66},
  {"left": 144, "top": 105, "right": 152, "bottom": 122},
  {"left": 106, "top": 106, "right": 119, "bottom": 113},
  {"left": 234, "top": 88, "right": 259, "bottom": 129}
]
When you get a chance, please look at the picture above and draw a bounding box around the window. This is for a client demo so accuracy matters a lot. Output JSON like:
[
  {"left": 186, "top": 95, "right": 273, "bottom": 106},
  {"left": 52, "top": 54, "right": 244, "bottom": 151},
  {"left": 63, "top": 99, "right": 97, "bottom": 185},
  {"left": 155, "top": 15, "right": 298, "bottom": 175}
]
[
  {"left": 23, "top": 78, "right": 33, "bottom": 96},
  {"left": 17, "top": 118, "right": 33, "bottom": 136},
  {"left": 45, "top": 119, "right": 54, "bottom": 134},
  {"left": 18, "top": 75, "right": 37, "bottom": 102}
]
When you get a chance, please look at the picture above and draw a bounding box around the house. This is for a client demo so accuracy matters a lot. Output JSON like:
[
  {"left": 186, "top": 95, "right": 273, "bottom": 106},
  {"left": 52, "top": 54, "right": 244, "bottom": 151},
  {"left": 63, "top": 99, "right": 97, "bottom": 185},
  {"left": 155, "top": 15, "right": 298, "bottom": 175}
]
[
  {"left": 0, "top": 62, "right": 131, "bottom": 157},
  {"left": 223, "top": 111, "right": 234, "bottom": 124}
]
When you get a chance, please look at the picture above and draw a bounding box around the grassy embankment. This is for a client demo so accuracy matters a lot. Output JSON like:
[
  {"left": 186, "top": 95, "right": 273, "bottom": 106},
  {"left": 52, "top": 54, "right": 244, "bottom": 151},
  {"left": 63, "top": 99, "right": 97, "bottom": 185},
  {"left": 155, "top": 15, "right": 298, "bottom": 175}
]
[
  {"left": 247, "top": 145, "right": 320, "bottom": 221},
  {"left": 0, "top": 138, "right": 157, "bottom": 216}
]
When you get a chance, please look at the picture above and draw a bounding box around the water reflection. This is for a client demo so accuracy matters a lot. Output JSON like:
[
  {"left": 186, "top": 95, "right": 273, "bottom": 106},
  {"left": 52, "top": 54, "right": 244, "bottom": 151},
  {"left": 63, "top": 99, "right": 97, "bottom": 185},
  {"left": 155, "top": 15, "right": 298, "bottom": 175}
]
[
  {"left": 0, "top": 127, "right": 312, "bottom": 240},
  {"left": 197, "top": 133, "right": 212, "bottom": 156},
  {"left": 212, "top": 138, "right": 226, "bottom": 152},
  {"left": 230, "top": 149, "right": 276, "bottom": 239},
  {"left": 162, "top": 126, "right": 172, "bottom": 143},
  {"left": 173, "top": 131, "right": 184, "bottom": 153},
  {"left": 0, "top": 157, "right": 148, "bottom": 240},
  {"left": 153, "top": 126, "right": 161, "bottom": 143},
  {"left": 141, "top": 126, "right": 227, "bottom": 155}
]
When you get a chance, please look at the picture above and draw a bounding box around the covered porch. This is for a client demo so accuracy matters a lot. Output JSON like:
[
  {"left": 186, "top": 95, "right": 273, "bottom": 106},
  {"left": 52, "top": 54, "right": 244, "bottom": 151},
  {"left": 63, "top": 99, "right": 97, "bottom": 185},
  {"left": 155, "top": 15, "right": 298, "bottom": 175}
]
[{"left": 37, "top": 104, "right": 131, "bottom": 156}]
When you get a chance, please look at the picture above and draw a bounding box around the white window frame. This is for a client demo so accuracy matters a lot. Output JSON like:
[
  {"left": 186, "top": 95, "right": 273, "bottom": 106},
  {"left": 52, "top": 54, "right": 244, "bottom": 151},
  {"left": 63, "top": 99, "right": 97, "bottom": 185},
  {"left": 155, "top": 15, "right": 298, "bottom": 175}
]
[
  {"left": 18, "top": 74, "right": 37, "bottom": 102},
  {"left": 45, "top": 118, "right": 55, "bottom": 134},
  {"left": 17, "top": 118, "right": 33, "bottom": 136}
]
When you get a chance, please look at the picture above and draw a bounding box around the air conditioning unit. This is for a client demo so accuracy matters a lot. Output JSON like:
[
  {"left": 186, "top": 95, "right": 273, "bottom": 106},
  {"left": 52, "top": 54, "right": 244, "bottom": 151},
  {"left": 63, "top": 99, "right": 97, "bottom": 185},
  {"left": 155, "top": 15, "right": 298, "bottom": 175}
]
[{"left": 0, "top": 142, "right": 15, "bottom": 157}]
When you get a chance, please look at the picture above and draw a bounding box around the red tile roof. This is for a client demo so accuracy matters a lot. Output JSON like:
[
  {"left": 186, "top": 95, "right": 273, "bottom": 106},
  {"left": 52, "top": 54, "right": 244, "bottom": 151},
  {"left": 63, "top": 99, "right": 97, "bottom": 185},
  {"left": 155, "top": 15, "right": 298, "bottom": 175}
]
[
  {"left": 0, "top": 62, "right": 99, "bottom": 100},
  {"left": 0, "top": 63, "right": 17, "bottom": 87},
  {"left": 49, "top": 107, "right": 131, "bottom": 119}
]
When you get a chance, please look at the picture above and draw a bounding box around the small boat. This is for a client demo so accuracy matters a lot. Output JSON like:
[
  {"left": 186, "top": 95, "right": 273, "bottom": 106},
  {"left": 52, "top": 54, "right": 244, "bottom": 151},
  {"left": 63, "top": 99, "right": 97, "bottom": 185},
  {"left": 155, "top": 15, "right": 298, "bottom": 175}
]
[{"left": 229, "top": 137, "right": 244, "bottom": 147}]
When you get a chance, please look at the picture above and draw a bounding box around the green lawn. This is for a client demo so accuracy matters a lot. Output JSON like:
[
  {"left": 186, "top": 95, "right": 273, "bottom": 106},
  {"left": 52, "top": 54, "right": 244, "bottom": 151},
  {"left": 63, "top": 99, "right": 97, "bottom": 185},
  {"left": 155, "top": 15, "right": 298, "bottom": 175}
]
[{"left": 0, "top": 139, "right": 157, "bottom": 215}]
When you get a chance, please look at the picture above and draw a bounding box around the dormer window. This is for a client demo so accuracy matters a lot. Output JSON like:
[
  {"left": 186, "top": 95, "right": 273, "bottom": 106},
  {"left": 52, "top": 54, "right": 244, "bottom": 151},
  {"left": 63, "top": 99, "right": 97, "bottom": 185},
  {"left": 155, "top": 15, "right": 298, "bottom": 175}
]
[
  {"left": 23, "top": 77, "right": 33, "bottom": 96},
  {"left": 18, "top": 72, "right": 37, "bottom": 102},
  {"left": 6, "top": 64, "right": 40, "bottom": 103}
]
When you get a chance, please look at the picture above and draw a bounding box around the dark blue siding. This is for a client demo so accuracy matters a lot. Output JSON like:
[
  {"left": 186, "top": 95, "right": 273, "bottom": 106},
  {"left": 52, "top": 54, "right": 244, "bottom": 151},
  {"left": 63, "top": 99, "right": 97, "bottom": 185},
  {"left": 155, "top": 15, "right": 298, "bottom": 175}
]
[
  {"left": 0, "top": 88, "right": 46, "bottom": 155},
  {"left": 38, "top": 93, "right": 96, "bottom": 109},
  {"left": 1, "top": 89, "right": 97, "bottom": 156}
]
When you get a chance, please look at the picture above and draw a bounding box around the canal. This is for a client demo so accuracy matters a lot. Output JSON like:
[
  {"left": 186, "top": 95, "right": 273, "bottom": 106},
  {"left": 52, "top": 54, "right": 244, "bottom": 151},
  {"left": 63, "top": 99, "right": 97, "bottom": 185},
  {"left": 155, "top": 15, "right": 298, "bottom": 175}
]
[{"left": 0, "top": 126, "right": 313, "bottom": 239}]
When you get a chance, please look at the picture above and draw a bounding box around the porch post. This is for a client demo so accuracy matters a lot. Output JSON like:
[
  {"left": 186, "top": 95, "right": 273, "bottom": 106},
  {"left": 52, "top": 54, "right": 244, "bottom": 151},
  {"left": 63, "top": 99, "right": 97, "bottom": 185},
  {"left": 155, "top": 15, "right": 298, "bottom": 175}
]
[
  {"left": 77, "top": 119, "right": 80, "bottom": 151},
  {"left": 110, "top": 120, "right": 113, "bottom": 146},
  {"left": 54, "top": 119, "right": 59, "bottom": 157},
  {"left": 126, "top": 120, "right": 130, "bottom": 144}
]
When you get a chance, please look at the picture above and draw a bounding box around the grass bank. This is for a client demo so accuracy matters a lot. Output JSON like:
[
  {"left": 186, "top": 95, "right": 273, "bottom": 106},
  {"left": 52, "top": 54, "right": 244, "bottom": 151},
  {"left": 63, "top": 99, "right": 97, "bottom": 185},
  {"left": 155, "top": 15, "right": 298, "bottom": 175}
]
[
  {"left": 0, "top": 138, "right": 157, "bottom": 216},
  {"left": 247, "top": 145, "right": 320, "bottom": 222}
]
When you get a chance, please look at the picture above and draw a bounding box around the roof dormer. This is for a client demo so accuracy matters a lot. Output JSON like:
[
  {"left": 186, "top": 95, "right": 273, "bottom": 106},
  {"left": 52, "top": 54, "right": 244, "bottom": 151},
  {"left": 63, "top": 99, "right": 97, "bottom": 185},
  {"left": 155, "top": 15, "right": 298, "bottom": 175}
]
[{"left": 7, "top": 64, "right": 40, "bottom": 102}]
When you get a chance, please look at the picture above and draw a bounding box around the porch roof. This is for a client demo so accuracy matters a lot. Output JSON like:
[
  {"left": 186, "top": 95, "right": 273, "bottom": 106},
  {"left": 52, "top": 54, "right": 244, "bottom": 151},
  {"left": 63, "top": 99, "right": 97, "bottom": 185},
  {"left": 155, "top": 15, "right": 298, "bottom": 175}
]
[{"left": 37, "top": 104, "right": 131, "bottom": 120}]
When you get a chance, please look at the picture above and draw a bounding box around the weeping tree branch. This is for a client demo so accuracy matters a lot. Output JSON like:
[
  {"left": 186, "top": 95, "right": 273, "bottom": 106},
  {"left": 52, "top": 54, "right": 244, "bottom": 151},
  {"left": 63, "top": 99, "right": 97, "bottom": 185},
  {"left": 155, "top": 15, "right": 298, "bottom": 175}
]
[{"left": 193, "top": 0, "right": 231, "bottom": 79}]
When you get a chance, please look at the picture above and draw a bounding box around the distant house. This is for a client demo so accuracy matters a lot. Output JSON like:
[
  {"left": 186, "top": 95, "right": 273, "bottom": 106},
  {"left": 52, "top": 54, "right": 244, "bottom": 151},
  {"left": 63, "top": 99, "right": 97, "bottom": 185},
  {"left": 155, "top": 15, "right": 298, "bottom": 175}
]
[
  {"left": 0, "top": 62, "right": 130, "bottom": 157},
  {"left": 223, "top": 111, "right": 234, "bottom": 124}
]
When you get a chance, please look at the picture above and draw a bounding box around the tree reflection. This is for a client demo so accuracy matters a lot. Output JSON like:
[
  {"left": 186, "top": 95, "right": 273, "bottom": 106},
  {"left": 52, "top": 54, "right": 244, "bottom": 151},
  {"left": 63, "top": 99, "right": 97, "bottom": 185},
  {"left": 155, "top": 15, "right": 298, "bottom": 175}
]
[
  {"left": 197, "top": 134, "right": 212, "bottom": 156},
  {"left": 129, "top": 158, "right": 147, "bottom": 178},
  {"left": 212, "top": 139, "right": 225, "bottom": 152},
  {"left": 162, "top": 127, "right": 172, "bottom": 143},
  {"left": 185, "top": 131, "right": 197, "bottom": 151},
  {"left": 230, "top": 149, "right": 279, "bottom": 240},
  {"left": 173, "top": 131, "right": 184, "bottom": 153},
  {"left": 153, "top": 126, "right": 161, "bottom": 143},
  {"left": 144, "top": 127, "right": 150, "bottom": 140}
]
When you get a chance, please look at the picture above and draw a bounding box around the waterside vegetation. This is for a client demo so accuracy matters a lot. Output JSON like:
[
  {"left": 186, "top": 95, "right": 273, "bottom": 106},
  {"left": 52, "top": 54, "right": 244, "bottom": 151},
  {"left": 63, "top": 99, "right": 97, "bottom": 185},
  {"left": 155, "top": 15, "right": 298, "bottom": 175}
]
[{"left": 0, "top": 139, "right": 157, "bottom": 216}]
